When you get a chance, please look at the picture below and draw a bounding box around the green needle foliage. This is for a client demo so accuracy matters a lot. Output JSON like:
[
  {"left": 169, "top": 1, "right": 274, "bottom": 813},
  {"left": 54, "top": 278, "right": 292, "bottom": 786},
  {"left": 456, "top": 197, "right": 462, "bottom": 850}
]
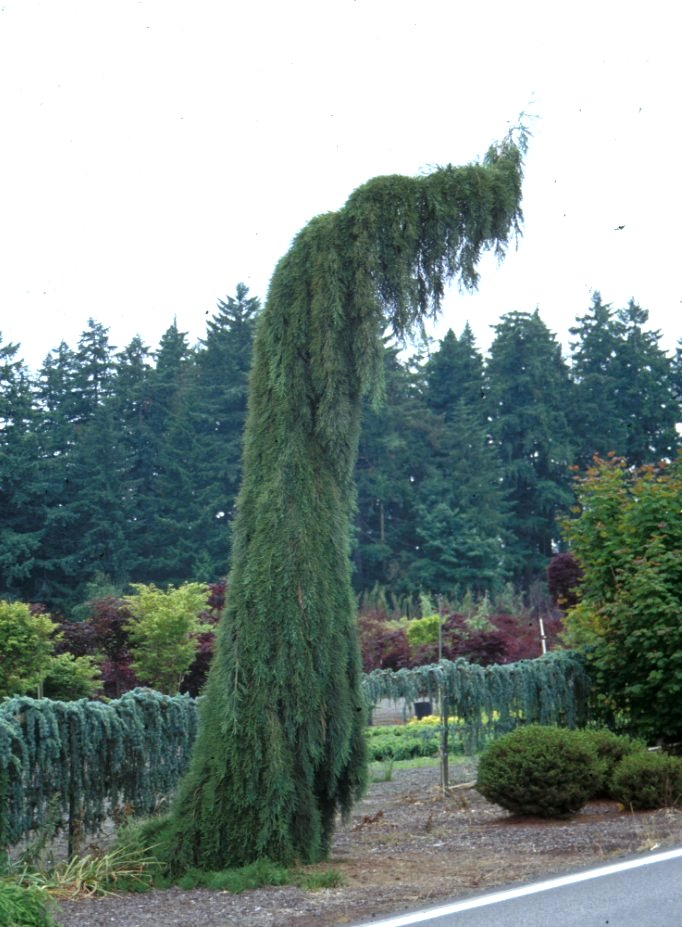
[
  {"left": 0, "top": 881, "right": 55, "bottom": 927},
  {"left": 159, "top": 130, "right": 528, "bottom": 871}
]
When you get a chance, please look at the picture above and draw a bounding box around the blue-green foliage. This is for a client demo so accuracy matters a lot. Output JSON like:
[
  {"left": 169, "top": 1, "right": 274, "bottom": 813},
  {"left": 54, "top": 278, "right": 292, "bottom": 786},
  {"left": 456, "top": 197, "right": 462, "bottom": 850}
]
[
  {"left": 363, "top": 650, "right": 589, "bottom": 751},
  {"left": 0, "top": 689, "right": 197, "bottom": 849},
  {"left": 0, "top": 650, "right": 587, "bottom": 852}
]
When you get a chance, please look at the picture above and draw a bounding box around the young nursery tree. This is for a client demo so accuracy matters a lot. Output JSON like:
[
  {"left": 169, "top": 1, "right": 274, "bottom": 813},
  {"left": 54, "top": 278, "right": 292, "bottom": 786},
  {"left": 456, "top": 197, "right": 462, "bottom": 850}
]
[
  {"left": 159, "top": 129, "right": 528, "bottom": 871},
  {"left": 0, "top": 601, "right": 57, "bottom": 697},
  {"left": 124, "top": 583, "right": 210, "bottom": 694},
  {"left": 563, "top": 454, "right": 682, "bottom": 743}
]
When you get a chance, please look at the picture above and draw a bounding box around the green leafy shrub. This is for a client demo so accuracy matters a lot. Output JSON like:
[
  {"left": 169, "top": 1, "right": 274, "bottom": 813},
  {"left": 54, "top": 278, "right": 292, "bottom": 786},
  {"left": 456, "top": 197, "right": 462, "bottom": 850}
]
[
  {"left": 365, "top": 726, "right": 439, "bottom": 761},
  {"left": 0, "top": 881, "right": 55, "bottom": 927},
  {"left": 476, "top": 724, "right": 604, "bottom": 817},
  {"left": 575, "top": 728, "right": 646, "bottom": 798},
  {"left": 124, "top": 583, "right": 210, "bottom": 695},
  {"left": 41, "top": 653, "right": 102, "bottom": 701},
  {"left": 405, "top": 615, "right": 441, "bottom": 650},
  {"left": 610, "top": 751, "right": 682, "bottom": 810},
  {"left": 0, "top": 602, "right": 57, "bottom": 698},
  {"left": 562, "top": 455, "right": 682, "bottom": 744}
]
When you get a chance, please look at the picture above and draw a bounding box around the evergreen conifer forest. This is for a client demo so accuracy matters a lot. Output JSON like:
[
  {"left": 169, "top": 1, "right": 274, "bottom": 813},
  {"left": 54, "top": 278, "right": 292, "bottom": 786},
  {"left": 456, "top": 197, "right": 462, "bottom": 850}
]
[{"left": 1, "top": 292, "right": 679, "bottom": 615}]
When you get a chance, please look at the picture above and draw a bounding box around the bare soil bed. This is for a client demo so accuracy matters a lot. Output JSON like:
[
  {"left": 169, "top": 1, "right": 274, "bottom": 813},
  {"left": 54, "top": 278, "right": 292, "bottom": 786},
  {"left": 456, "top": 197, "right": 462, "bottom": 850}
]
[{"left": 54, "top": 760, "right": 682, "bottom": 927}]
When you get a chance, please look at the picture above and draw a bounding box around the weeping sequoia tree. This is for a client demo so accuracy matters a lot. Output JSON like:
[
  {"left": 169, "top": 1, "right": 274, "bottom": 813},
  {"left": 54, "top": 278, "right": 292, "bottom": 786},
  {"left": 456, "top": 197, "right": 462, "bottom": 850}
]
[{"left": 157, "top": 131, "right": 527, "bottom": 871}]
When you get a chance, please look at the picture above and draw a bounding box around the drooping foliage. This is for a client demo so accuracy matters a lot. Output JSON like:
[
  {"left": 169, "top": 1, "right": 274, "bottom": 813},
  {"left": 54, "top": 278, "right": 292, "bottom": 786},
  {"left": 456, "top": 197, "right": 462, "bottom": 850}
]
[
  {"left": 0, "top": 690, "right": 197, "bottom": 853},
  {"left": 159, "top": 132, "right": 528, "bottom": 871},
  {"left": 363, "top": 650, "right": 589, "bottom": 752}
]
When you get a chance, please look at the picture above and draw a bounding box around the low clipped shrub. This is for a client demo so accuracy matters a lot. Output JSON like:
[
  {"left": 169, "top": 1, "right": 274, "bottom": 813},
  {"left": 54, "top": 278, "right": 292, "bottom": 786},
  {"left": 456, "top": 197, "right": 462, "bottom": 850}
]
[
  {"left": 575, "top": 728, "right": 647, "bottom": 798},
  {"left": 476, "top": 724, "right": 605, "bottom": 818},
  {"left": 365, "top": 725, "right": 440, "bottom": 762},
  {"left": 611, "top": 751, "right": 682, "bottom": 810},
  {"left": 0, "top": 882, "right": 55, "bottom": 927}
]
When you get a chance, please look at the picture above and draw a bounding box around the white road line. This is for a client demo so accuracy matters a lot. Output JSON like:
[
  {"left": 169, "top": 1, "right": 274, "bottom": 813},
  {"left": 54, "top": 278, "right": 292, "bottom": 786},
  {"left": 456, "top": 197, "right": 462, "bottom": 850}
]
[{"left": 353, "top": 847, "right": 682, "bottom": 927}]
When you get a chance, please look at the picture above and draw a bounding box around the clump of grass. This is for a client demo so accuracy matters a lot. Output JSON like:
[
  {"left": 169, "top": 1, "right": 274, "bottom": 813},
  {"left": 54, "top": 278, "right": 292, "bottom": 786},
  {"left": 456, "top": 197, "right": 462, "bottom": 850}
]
[
  {"left": 175, "top": 859, "right": 345, "bottom": 893},
  {"left": 177, "top": 859, "right": 291, "bottom": 892},
  {"left": 294, "top": 868, "right": 345, "bottom": 891},
  {"left": 2, "top": 841, "right": 164, "bottom": 901},
  {"left": 3, "top": 810, "right": 345, "bottom": 910},
  {"left": 49, "top": 844, "right": 165, "bottom": 897},
  {"left": 370, "top": 759, "right": 395, "bottom": 782}
]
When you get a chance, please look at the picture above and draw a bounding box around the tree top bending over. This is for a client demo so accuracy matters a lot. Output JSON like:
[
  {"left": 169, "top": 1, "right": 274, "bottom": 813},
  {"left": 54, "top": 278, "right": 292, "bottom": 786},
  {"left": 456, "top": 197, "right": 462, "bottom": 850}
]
[{"left": 159, "top": 129, "right": 527, "bottom": 872}]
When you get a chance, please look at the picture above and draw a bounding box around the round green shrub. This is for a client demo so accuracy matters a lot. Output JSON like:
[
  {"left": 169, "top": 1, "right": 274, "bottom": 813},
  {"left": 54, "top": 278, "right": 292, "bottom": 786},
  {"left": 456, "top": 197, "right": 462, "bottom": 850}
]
[
  {"left": 610, "top": 751, "right": 682, "bottom": 810},
  {"left": 574, "top": 728, "right": 647, "bottom": 798},
  {"left": 476, "top": 724, "right": 605, "bottom": 818}
]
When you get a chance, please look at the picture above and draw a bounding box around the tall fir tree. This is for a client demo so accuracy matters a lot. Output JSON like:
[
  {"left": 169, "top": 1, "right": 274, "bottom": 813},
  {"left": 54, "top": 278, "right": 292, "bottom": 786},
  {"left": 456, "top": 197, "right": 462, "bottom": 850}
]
[
  {"left": 134, "top": 321, "right": 199, "bottom": 585},
  {"left": 569, "top": 294, "right": 679, "bottom": 466},
  {"left": 109, "top": 335, "right": 155, "bottom": 582},
  {"left": 192, "top": 284, "right": 260, "bottom": 578},
  {"left": 423, "top": 324, "right": 485, "bottom": 413},
  {"left": 68, "top": 322, "right": 129, "bottom": 597},
  {"left": 673, "top": 338, "right": 682, "bottom": 409},
  {"left": 486, "top": 310, "right": 574, "bottom": 588},
  {"left": 72, "top": 319, "right": 116, "bottom": 417},
  {"left": 353, "top": 344, "right": 430, "bottom": 595},
  {"left": 0, "top": 335, "right": 45, "bottom": 601},
  {"left": 410, "top": 326, "right": 510, "bottom": 594},
  {"left": 155, "top": 131, "right": 527, "bottom": 870},
  {"left": 31, "top": 342, "right": 84, "bottom": 609},
  {"left": 33, "top": 323, "right": 124, "bottom": 612},
  {"left": 123, "top": 322, "right": 199, "bottom": 585},
  {"left": 568, "top": 292, "right": 624, "bottom": 467},
  {"left": 610, "top": 299, "right": 678, "bottom": 465}
]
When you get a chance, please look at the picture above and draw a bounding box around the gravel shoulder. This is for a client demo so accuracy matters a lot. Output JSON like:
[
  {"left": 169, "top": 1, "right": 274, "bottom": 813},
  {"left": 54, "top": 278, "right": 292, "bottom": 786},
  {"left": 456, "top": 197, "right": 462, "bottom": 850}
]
[{"left": 54, "top": 760, "right": 682, "bottom": 927}]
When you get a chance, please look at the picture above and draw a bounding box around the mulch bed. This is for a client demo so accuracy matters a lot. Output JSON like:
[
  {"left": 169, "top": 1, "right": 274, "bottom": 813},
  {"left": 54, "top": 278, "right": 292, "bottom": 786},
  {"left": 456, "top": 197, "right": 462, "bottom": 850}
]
[{"left": 53, "top": 761, "right": 682, "bottom": 927}]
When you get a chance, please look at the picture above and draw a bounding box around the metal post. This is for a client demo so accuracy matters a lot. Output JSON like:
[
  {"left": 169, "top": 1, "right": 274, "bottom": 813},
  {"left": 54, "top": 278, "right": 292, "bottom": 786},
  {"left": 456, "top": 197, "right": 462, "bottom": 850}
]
[{"left": 539, "top": 616, "right": 547, "bottom": 654}]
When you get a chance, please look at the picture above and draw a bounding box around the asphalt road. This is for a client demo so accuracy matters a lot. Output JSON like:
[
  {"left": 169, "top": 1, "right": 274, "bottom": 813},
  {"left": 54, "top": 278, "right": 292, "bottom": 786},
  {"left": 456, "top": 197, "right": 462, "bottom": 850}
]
[{"left": 351, "top": 846, "right": 682, "bottom": 927}]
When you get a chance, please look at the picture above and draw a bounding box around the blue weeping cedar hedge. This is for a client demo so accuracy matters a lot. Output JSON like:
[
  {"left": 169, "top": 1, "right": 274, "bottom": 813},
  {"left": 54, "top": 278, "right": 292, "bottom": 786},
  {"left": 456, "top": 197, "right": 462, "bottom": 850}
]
[
  {"left": 0, "top": 651, "right": 588, "bottom": 850},
  {"left": 364, "top": 650, "right": 590, "bottom": 741},
  {"left": 0, "top": 688, "right": 198, "bottom": 852}
]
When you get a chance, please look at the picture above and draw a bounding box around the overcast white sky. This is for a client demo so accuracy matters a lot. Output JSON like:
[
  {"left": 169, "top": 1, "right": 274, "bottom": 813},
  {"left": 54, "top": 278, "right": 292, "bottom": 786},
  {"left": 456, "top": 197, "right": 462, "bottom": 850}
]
[{"left": 1, "top": 0, "right": 680, "bottom": 371}]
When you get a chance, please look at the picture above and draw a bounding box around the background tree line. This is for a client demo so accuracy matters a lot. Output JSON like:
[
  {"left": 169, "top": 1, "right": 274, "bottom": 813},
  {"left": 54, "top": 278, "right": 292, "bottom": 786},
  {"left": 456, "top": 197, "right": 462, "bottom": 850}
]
[{"left": 1, "top": 287, "right": 680, "bottom": 616}]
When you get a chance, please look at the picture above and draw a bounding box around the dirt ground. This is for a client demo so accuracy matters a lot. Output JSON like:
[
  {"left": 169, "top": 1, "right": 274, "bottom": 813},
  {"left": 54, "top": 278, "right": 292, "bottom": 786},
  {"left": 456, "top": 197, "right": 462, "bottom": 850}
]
[{"left": 54, "top": 759, "right": 682, "bottom": 927}]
